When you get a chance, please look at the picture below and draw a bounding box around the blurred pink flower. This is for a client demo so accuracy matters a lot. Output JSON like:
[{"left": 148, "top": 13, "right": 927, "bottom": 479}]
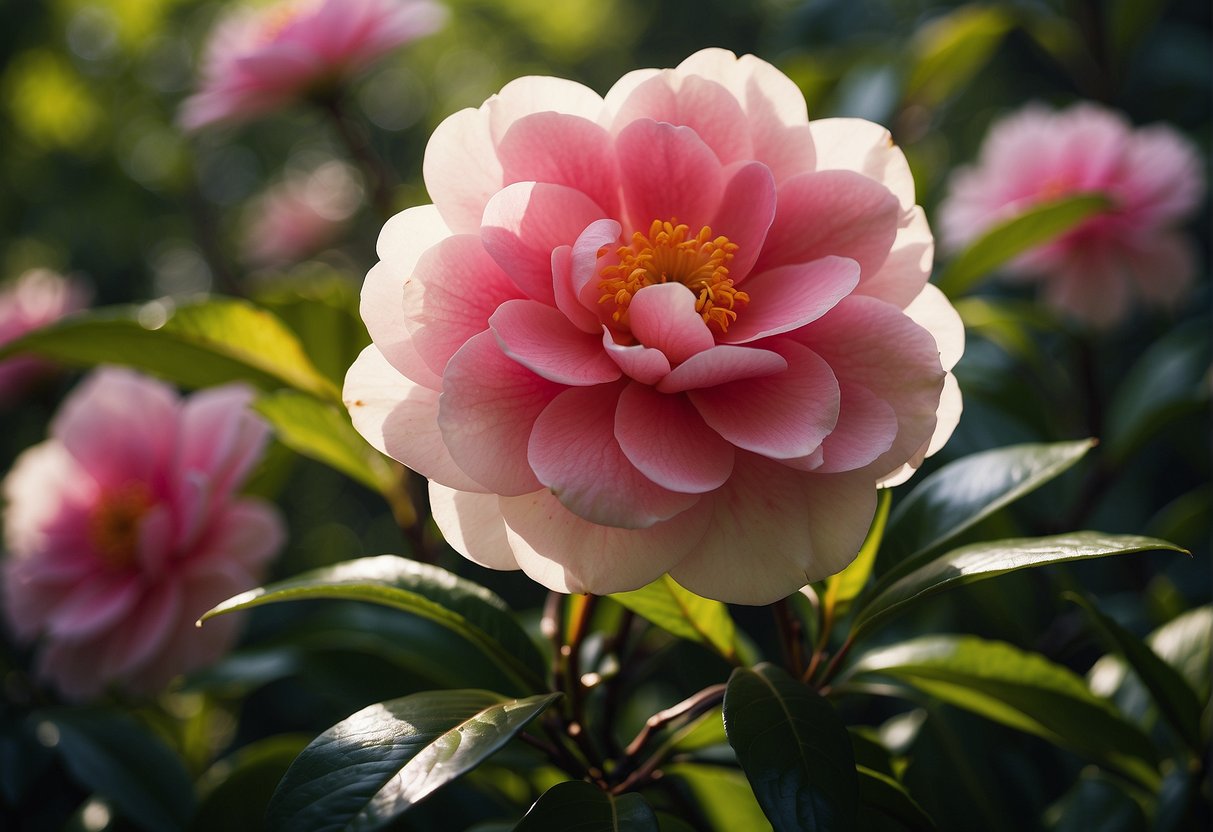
[
  {"left": 243, "top": 160, "right": 363, "bottom": 267},
  {"left": 344, "top": 48, "right": 963, "bottom": 604},
  {"left": 940, "top": 102, "right": 1204, "bottom": 326},
  {"left": 180, "top": 0, "right": 447, "bottom": 131},
  {"left": 0, "top": 269, "right": 89, "bottom": 403},
  {"left": 2, "top": 369, "right": 285, "bottom": 700}
]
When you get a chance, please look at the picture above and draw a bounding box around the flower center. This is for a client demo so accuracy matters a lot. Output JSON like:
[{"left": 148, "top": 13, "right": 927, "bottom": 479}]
[
  {"left": 598, "top": 220, "right": 748, "bottom": 335},
  {"left": 89, "top": 483, "right": 153, "bottom": 570}
]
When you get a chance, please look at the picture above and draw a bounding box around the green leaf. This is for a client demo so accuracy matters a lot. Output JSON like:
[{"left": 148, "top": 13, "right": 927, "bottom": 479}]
[
  {"left": 611, "top": 576, "right": 740, "bottom": 662},
  {"left": 934, "top": 194, "right": 1112, "bottom": 296},
  {"left": 882, "top": 439, "right": 1096, "bottom": 568},
  {"left": 513, "top": 780, "right": 658, "bottom": 831},
  {"left": 724, "top": 664, "right": 858, "bottom": 831},
  {"left": 845, "top": 636, "right": 1159, "bottom": 788},
  {"left": 269, "top": 690, "right": 560, "bottom": 831},
  {"left": 661, "top": 763, "right": 772, "bottom": 831},
  {"left": 853, "top": 532, "right": 1186, "bottom": 639},
  {"left": 906, "top": 5, "right": 1017, "bottom": 106},
  {"left": 0, "top": 298, "right": 338, "bottom": 400},
  {"left": 825, "top": 489, "right": 892, "bottom": 614},
  {"left": 192, "top": 735, "right": 312, "bottom": 832},
  {"left": 254, "top": 390, "right": 398, "bottom": 494},
  {"left": 200, "top": 555, "right": 547, "bottom": 695},
  {"left": 1044, "top": 769, "right": 1147, "bottom": 832},
  {"left": 857, "top": 766, "right": 936, "bottom": 831},
  {"left": 41, "top": 708, "right": 196, "bottom": 832},
  {"left": 1067, "top": 593, "right": 1204, "bottom": 753}
]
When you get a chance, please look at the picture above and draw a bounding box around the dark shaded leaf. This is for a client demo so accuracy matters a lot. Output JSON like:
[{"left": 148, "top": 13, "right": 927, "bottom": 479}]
[
  {"left": 857, "top": 766, "right": 936, "bottom": 831},
  {"left": 513, "top": 780, "right": 658, "bottom": 831}
]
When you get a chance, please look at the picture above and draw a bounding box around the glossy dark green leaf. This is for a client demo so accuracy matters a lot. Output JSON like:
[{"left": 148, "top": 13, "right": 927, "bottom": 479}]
[
  {"left": 854, "top": 533, "right": 1186, "bottom": 639},
  {"left": 200, "top": 555, "right": 547, "bottom": 694},
  {"left": 934, "top": 194, "right": 1111, "bottom": 296},
  {"left": 846, "top": 636, "right": 1159, "bottom": 788},
  {"left": 1067, "top": 593, "right": 1204, "bottom": 753},
  {"left": 882, "top": 439, "right": 1095, "bottom": 568},
  {"left": 254, "top": 390, "right": 398, "bottom": 494},
  {"left": 42, "top": 708, "right": 196, "bottom": 832},
  {"left": 857, "top": 766, "right": 936, "bottom": 831},
  {"left": 192, "top": 735, "right": 311, "bottom": 832},
  {"left": 724, "top": 664, "right": 858, "bottom": 831},
  {"left": 513, "top": 780, "right": 658, "bottom": 831},
  {"left": 611, "top": 576, "right": 740, "bottom": 663},
  {"left": 269, "top": 690, "right": 560, "bottom": 831},
  {"left": 0, "top": 298, "right": 338, "bottom": 400}
]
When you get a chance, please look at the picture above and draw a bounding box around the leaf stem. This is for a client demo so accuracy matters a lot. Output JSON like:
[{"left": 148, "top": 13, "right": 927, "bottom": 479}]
[{"left": 621, "top": 683, "right": 726, "bottom": 760}]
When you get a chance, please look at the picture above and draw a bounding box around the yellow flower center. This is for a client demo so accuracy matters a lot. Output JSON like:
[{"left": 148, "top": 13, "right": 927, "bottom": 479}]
[
  {"left": 598, "top": 220, "right": 748, "bottom": 335},
  {"left": 89, "top": 483, "right": 153, "bottom": 571}
]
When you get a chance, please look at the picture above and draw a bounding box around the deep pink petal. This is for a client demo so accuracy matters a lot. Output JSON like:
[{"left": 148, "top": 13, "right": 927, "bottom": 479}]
[
  {"left": 657, "top": 345, "right": 786, "bottom": 394},
  {"left": 423, "top": 107, "right": 503, "bottom": 234},
  {"left": 616, "top": 120, "right": 724, "bottom": 234},
  {"left": 552, "top": 245, "right": 604, "bottom": 334},
  {"left": 602, "top": 329, "right": 671, "bottom": 385},
  {"left": 689, "top": 340, "right": 840, "bottom": 461},
  {"left": 609, "top": 73, "right": 752, "bottom": 165},
  {"left": 481, "top": 182, "right": 607, "bottom": 305},
  {"left": 497, "top": 112, "right": 620, "bottom": 219},
  {"left": 439, "top": 331, "right": 563, "bottom": 496},
  {"left": 669, "top": 456, "right": 876, "bottom": 604},
  {"left": 489, "top": 299, "right": 621, "bottom": 386},
  {"left": 527, "top": 384, "right": 699, "bottom": 528},
  {"left": 177, "top": 384, "right": 269, "bottom": 501},
  {"left": 756, "top": 170, "right": 901, "bottom": 278},
  {"left": 405, "top": 234, "right": 526, "bottom": 376},
  {"left": 627, "top": 283, "right": 715, "bottom": 364},
  {"left": 615, "top": 382, "right": 734, "bottom": 493},
  {"left": 98, "top": 577, "right": 181, "bottom": 675},
  {"left": 201, "top": 498, "right": 286, "bottom": 571},
  {"left": 721, "top": 256, "right": 859, "bottom": 344},
  {"left": 428, "top": 483, "right": 519, "bottom": 570},
  {"left": 46, "top": 573, "right": 142, "bottom": 639},
  {"left": 711, "top": 161, "right": 776, "bottom": 281}
]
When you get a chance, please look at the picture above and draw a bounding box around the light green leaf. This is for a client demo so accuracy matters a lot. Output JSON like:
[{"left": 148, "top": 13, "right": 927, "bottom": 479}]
[
  {"left": 268, "top": 690, "right": 560, "bottom": 831},
  {"left": 661, "top": 763, "right": 771, "bottom": 832},
  {"left": 846, "top": 636, "right": 1159, "bottom": 789},
  {"left": 0, "top": 298, "right": 338, "bottom": 400},
  {"left": 724, "top": 664, "right": 858, "bottom": 831},
  {"left": 855, "top": 533, "right": 1185, "bottom": 639},
  {"left": 200, "top": 555, "right": 547, "bottom": 695},
  {"left": 857, "top": 766, "right": 936, "bottom": 831},
  {"left": 907, "top": 5, "right": 1016, "bottom": 106},
  {"left": 254, "top": 390, "right": 398, "bottom": 495},
  {"left": 611, "top": 576, "right": 740, "bottom": 663},
  {"left": 934, "top": 194, "right": 1112, "bottom": 296},
  {"left": 825, "top": 489, "right": 892, "bottom": 614},
  {"left": 513, "top": 780, "right": 658, "bottom": 831}
]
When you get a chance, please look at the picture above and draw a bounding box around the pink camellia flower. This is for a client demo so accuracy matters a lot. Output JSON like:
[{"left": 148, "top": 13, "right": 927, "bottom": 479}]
[
  {"left": 0, "top": 269, "right": 89, "bottom": 403},
  {"left": 243, "top": 160, "right": 363, "bottom": 267},
  {"left": 179, "top": 0, "right": 447, "bottom": 131},
  {"left": 2, "top": 369, "right": 285, "bottom": 700},
  {"left": 344, "top": 48, "right": 964, "bottom": 604},
  {"left": 940, "top": 102, "right": 1204, "bottom": 327}
]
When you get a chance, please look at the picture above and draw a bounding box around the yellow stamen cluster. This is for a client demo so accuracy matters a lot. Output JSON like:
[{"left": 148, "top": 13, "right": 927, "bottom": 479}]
[
  {"left": 598, "top": 220, "right": 748, "bottom": 335},
  {"left": 89, "top": 483, "right": 153, "bottom": 570}
]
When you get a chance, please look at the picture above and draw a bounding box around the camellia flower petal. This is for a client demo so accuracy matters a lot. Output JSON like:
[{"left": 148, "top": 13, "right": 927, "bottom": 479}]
[
  {"left": 179, "top": 0, "right": 447, "bottom": 131},
  {"left": 2, "top": 369, "right": 285, "bottom": 700},
  {"left": 344, "top": 48, "right": 964, "bottom": 604},
  {"left": 940, "top": 102, "right": 1205, "bottom": 327},
  {"left": 0, "top": 269, "right": 90, "bottom": 404}
]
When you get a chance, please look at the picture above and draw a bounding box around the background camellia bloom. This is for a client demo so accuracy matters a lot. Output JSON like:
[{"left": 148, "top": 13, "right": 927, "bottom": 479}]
[
  {"left": 940, "top": 102, "right": 1205, "bottom": 327},
  {"left": 2, "top": 369, "right": 285, "bottom": 700},
  {"left": 0, "top": 269, "right": 89, "bottom": 404},
  {"left": 242, "top": 160, "right": 363, "bottom": 268},
  {"left": 179, "top": 0, "right": 447, "bottom": 131},
  {"left": 345, "top": 48, "right": 963, "bottom": 604}
]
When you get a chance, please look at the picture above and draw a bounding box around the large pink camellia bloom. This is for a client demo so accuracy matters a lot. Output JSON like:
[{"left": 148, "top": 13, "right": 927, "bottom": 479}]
[
  {"left": 0, "top": 269, "right": 89, "bottom": 403},
  {"left": 2, "top": 369, "right": 285, "bottom": 700},
  {"left": 179, "top": 0, "right": 447, "bottom": 131},
  {"left": 941, "top": 102, "right": 1204, "bottom": 327},
  {"left": 344, "top": 49, "right": 963, "bottom": 604}
]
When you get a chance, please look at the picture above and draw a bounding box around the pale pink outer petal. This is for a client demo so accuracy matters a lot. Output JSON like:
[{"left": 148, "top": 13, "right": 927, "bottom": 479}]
[
  {"left": 616, "top": 120, "right": 724, "bottom": 233},
  {"left": 439, "top": 331, "right": 563, "bottom": 496},
  {"left": 364, "top": 205, "right": 451, "bottom": 387},
  {"left": 177, "top": 384, "right": 269, "bottom": 501},
  {"left": 810, "top": 118, "right": 917, "bottom": 210},
  {"left": 657, "top": 345, "right": 787, "bottom": 394},
  {"left": 489, "top": 299, "right": 621, "bottom": 386},
  {"left": 428, "top": 483, "right": 520, "bottom": 570},
  {"left": 481, "top": 182, "right": 609, "bottom": 305},
  {"left": 423, "top": 107, "right": 505, "bottom": 233},
  {"left": 609, "top": 72, "right": 753, "bottom": 165},
  {"left": 344, "top": 345, "right": 487, "bottom": 492},
  {"left": 404, "top": 235, "right": 526, "bottom": 376},
  {"left": 855, "top": 206, "right": 933, "bottom": 309},
  {"left": 498, "top": 488, "right": 709, "bottom": 595},
  {"left": 497, "top": 113, "right": 621, "bottom": 220},
  {"left": 669, "top": 456, "right": 877, "bottom": 604},
  {"left": 2, "top": 441, "right": 95, "bottom": 559},
  {"left": 486, "top": 75, "right": 607, "bottom": 142},
  {"left": 627, "top": 283, "right": 715, "bottom": 364},
  {"left": 52, "top": 368, "right": 179, "bottom": 491},
  {"left": 904, "top": 284, "right": 965, "bottom": 373},
  {"left": 45, "top": 573, "right": 141, "bottom": 639},
  {"left": 722, "top": 256, "right": 859, "bottom": 344},
  {"left": 1122, "top": 123, "right": 1205, "bottom": 225},
  {"left": 814, "top": 383, "right": 898, "bottom": 474},
  {"left": 615, "top": 382, "right": 735, "bottom": 493},
  {"left": 689, "top": 340, "right": 840, "bottom": 461},
  {"left": 528, "top": 383, "right": 699, "bottom": 528},
  {"left": 570, "top": 219, "right": 624, "bottom": 314},
  {"left": 602, "top": 330, "right": 672, "bottom": 385},
  {"left": 710, "top": 161, "right": 777, "bottom": 281}
]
